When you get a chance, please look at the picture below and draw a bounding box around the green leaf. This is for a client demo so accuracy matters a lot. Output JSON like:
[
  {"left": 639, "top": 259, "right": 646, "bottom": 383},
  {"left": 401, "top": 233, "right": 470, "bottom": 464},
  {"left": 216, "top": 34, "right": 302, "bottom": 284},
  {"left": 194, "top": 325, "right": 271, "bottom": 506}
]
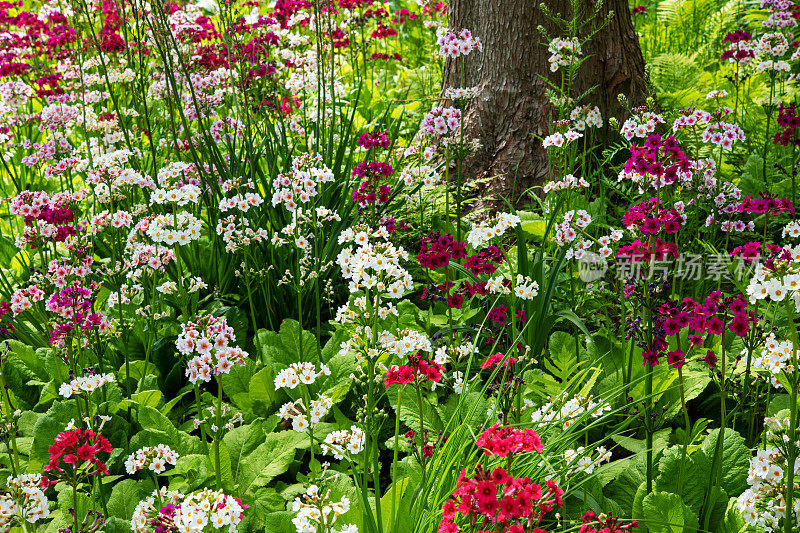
[
  {"left": 168, "top": 454, "right": 212, "bottom": 492},
  {"left": 137, "top": 406, "right": 179, "bottom": 447},
  {"left": 223, "top": 422, "right": 267, "bottom": 485},
  {"left": 387, "top": 385, "right": 444, "bottom": 433},
  {"left": 655, "top": 446, "right": 711, "bottom": 514},
  {"left": 131, "top": 390, "right": 162, "bottom": 409},
  {"left": 701, "top": 428, "right": 750, "bottom": 496},
  {"left": 257, "top": 320, "right": 319, "bottom": 367},
  {"left": 641, "top": 491, "right": 700, "bottom": 533},
  {"left": 28, "top": 416, "right": 62, "bottom": 472},
  {"left": 107, "top": 479, "right": 142, "bottom": 521},
  {"left": 248, "top": 366, "right": 277, "bottom": 416},
  {"left": 236, "top": 431, "right": 306, "bottom": 496}
]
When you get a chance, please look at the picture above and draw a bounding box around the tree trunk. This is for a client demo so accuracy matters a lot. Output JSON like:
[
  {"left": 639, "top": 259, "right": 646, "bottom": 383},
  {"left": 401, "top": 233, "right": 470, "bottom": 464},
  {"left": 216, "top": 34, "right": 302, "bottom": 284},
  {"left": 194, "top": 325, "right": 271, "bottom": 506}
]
[{"left": 443, "top": 0, "right": 647, "bottom": 211}]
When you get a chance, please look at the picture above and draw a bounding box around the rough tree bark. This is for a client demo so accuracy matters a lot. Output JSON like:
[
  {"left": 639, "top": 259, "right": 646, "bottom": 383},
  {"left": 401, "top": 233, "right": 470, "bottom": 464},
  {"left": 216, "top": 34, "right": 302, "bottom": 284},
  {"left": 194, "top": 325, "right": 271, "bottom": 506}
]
[{"left": 443, "top": 0, "right": 648, "bottom": 209}]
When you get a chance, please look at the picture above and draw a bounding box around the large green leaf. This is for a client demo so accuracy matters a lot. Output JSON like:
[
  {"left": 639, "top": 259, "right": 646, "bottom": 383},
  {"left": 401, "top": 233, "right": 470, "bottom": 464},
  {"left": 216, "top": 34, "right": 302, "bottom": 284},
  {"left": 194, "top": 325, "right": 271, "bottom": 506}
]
[
  {"left": 107, "top": 479, "right": 143, "bottom": 522},
  {"left": 236, "top": 430, "right": 306, "bottom": 496},
  {"left": 655, "top": 446, "right": 711, "bottom": 514},
  {"left": 701, "top": 428, "right": 750, "bottom": 496},
  {"left": 257, "top": 320, "right": 319, "bottom": 367},
  {"left": 641, "top": 491, "right": 700, "bottom": 533},
  {"left": 223, "top": 422, "right": 266, "bottom": 488}
]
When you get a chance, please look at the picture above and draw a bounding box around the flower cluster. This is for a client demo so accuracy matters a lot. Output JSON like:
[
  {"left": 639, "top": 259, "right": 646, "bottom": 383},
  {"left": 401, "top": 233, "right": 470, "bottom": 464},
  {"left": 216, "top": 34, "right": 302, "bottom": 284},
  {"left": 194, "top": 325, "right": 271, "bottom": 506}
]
[
  {"left": 564, "top": 446, "right": 612, "bottom": 475},
  {"left": 58, "top": 369, "right": 114, "bottom": 398},
  {"left": 321, "top": 426, "right": 366, "bottom": 460},
  {"left": 0, "top": 474, "right": 50, "bottom": 530},
  {"left": 132, "top": 487, "right": 246, "bottom": 533},
  {"left": 384, "top": 356, "right": 444, "bottom": 387},
  {"left": 41, "top": 428, "right": 112, "bottom": 488},
  {"left": 475, "top": 425, "right": 544, "bottom": 457},
  {"left": 548, "top": 37, "right": 581, "bottom": 72},
  {"left": 274, "top": 362, "right": 332, "bottom": 389},
  {"left": 737, "top": 416, "right": 800, "bottom": 532},
  {"left": 124, "top": 445, "right": 179, "bottom": 475},
  {"left": 176, "top": 315, "right": 248, "bottom": 384},
  {"left": 417, "top": 232, "right": 466, "bottom": 270},
  {"left": 578, "top": 511, "right": 638, "bottom": 533},
  {"left": 437, "top": 28, "right": 482, "bottom": 58},
  {"left": 529, "top": 394, "right": 611, "bottom": 431},
  {"left": 292, "top": 485, "right": 356, "bottom": 533},
  {"left": 439, "top": 465, "right": 563, "bottom": 533},
  {"left": 467, "top": 213, "right": 521, "bottom": 249},
  {"left": 277, "top": 394, "right": 334, "bottom": 433}
]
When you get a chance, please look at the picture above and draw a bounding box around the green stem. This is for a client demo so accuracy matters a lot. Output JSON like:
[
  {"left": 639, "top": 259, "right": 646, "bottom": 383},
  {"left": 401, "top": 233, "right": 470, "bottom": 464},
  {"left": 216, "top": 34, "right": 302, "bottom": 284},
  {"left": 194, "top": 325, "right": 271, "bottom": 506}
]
[{"left": 215, "top": 378, "right": 223, "bottom": 489}]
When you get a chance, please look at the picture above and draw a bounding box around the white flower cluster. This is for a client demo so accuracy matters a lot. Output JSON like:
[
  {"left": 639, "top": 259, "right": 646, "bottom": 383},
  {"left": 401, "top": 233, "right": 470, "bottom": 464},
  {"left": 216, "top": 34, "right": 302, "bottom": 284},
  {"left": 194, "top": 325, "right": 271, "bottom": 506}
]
[
  {"left": 143, "top": 212, "right": 203, "bottom": 246},
  {"left": 173, "top": 488, "right": 245, "bottom": 532},
  {"left": 321, "top": 426, "right": 366, "bottom": 460},
  {"left": 437, "top": 28, "right": 482, "bottom": 58},
  {"left": 529, "top": 394, "right": 611, "bottom": 430},
  {"left": 752, "top": 332, "right": 796, "bottom": 388},
  {"left": 0, "top": 474, "right": 50, "bottom": 530},
  {"left": 746, "top": 261, "right": 800, "bottom": 309},
  {"left": 292, "top": 485, "right": 356, "bottom": 533},
  {"left": 620, "top": 111, "right": 664, "bottom": 140},
  {"left": 569, "top": 105, "right": 603, "bottom": 130},
  {"left": 271, "top": 153, "right": 334, "bottom": 211},
  {"left": 274, "top": 362, "right": 332, "bottom": 389},
  {"left": 548, "top": 37, "right": 581, "bottom": 72},
  {"left": 155, "top": 161, "right": 195, "bottom": 187},
  {"left": 564, "top": 446, "right": 612, "bottom": 475},
  {"left": 542, "top": 130, "right": 583, "bottom": 149},
  {"left": 337, "top": 227, "right": 412, "bottom": 298},
  {"left": 466, "top": 212, "right": 521, "bottom": 249},
  {"left": 58, "top": 371, "right": 114, "bottom": 398},
  {"left": 783, "top": 221, "right": 800, "bottom": 239},
  {"left": 278, "top": 394, "right": 334, "bottom": 433},
  {"left": 176, "top": 316, "right": 248, "bottom": 384},
  {"left": 125, "top": 444, "right": 179, "bottom": 475},
  {"left": 399, "top": 165, "right": 437, "bottom": 187},
  {"left": 554, "top": 209, "right": 591, "bottom": 246},
  {"left": 737, "top": 416, "right": 800, "bottom": 532},
  {"left": 444, "top": 86, "right": 480, "bottom": 101},
  {"left": 218, "top": 191, "right": 263, "bottom": 213},
  {"left": 380, "top": 329, "right": 432, "bottom": 359},
  {"left": 544, "top": 174, "right": 589, "bottom": 194},
  {"left": 485, "top": 275, "right": 539, "bottom": 300},
  {"left": 152, "top": 185, "right": 201, "bottom": 206},
  {"left": 336, "top": 295, "right": 399, "bottom": 327},
  {"left": 433, "top": 341, "right": 476, "bottom": 365}
]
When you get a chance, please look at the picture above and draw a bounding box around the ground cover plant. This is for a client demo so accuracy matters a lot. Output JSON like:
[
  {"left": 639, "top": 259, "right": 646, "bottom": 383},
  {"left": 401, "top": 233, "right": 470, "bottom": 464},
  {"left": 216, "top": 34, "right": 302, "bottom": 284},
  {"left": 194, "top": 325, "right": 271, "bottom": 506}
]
[{"left": 0, "top": 0, "right": 796, "bottom": 531}]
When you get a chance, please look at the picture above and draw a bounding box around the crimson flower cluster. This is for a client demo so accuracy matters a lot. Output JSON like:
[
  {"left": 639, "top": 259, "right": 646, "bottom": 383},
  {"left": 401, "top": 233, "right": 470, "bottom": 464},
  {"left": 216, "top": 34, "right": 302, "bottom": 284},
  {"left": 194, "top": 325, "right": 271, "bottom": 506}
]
[
  {"left": 720, "top": 29, "right": 754, "bottom": 62},
  {"left": 658, "top": 291, "right": 755, "bottom": 369},
  {"left": 41, "top": 428, "right": 112, "bottom": 489},
  {"left": 731, "top": 241, "right": 782, "bottom": 264},
  {"left": 352, "top": 161, "right": 395, "bottom": 206},
  {"left": 438, "top": 465, "right": 563, "bottom": 533},
  {"left": 417, "top": 232, "right": 467, "bottom": 270},
  {"left": 0, "top": 301, "right": 13, "bottom": 338},
  {"left": 384, "top": 355, "right": 443, "bottom": 387},
  {"left": 624, "top": 134, "right": 691, "bottom": 186},
  {"left": 357, "top": 130, "right": 392, "bottom": 149},
  {"left": 464, "top": 246, "right": 504, "bottom": 275},
  {"left": 737, "top": 194, "right": 794, "bottom": 215},
  {"left": 47, "top": 282, "right": 108, "bottom": 350},
  {"left": 480, "top": 352, "right": 518, "bottom": 371},
  {"left": 99, "top": 0, "right": 125, "bottom": 53},
  {"left": 578, "top": 511, "right": 638, "bottom": 533},
  {"left": 622, "top": 198, "right": 683, "bottom": 235},
  {"left": 774, "top": 103, "right": 800, "bottom": 146},
  {"left": 475, "top": 424, "right": 543, "bottom": 457},
  {"left": 617, "top": 238, "right": 679, "bottom": 264}
]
